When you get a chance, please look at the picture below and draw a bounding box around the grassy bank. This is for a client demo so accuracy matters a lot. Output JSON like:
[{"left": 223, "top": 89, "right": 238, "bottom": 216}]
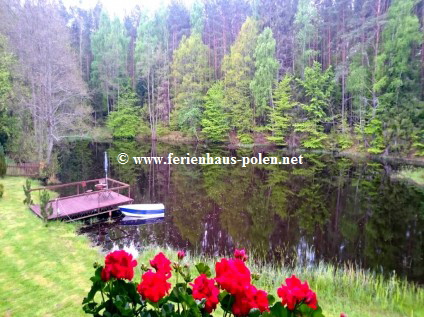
[
  {"left": 0, "top": 177, "right": 423, "bottom": 317},
  {"left": 392, "top": 167, "right": 424, "bottom": 187},
  {"left": 0, "top": 177, "right": 102, "bottom": 316}
]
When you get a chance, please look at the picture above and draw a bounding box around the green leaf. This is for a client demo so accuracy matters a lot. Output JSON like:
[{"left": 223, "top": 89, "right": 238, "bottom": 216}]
[
  {"left": 195, "top": 263, "right": 212, "bottom": 277},
  {"left": 219, "top": 293, "right": 235, "bottom": 313},
  {"left": 267, "top": 294, "right": 276, "bottom": 306},
  {"left": 269, "top": 302, "right": 288, "bottom": 317}
]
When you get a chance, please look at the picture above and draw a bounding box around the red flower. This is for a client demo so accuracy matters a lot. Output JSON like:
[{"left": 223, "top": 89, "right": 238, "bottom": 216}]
[
  {"left": 150, "top": 252, "right": 172, "bottom": 277},
  {"left": 215, "top": 258, "right": 251, "bottom": 294},
  {"left": 234, "top": 249, "right": 248, "bottom": 262},
  {"left": 340, "top": 314, "right": 348, "bottom": 317},
  {"left": 137, "top": 270, "right": 171, "bottom": 302},
  {"left": 232, "top": 285, "right": 269, "bottom": 316},
  {"left": 277, "top": 275, "right": 318, "bottom": 311},
  {"left": 190, "top": 274, "right": 220, "bottom": 313},
  {"left": 101, "top": 250, "right": 137, "bottom": 281},
  {"left": 177, "top": 250, "right": 186, "bottom": 260}
]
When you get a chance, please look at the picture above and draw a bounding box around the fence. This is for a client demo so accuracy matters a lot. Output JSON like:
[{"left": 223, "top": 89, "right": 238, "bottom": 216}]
[{"left": 6, "top": 163, "right": 40, "bottom": 177}]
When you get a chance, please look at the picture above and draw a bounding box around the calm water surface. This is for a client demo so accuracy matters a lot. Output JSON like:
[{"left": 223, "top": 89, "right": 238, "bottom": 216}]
[{"left": 57, "top": 141, "right": 424, "bottom": 282}]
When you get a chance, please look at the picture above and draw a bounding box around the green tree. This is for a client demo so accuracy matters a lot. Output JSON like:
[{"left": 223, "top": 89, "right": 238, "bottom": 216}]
[
  {"left": 201, "top": 82, "right": 229, "bottom": 142},
  {"left": 374, "top": 0, "right": 423, "bottom": 154},
  {"left": 0, "top": 34, "right": 15, "bottom": 149},
  {"left": 296, "top": 62, "right": 335, "bottom": 148},
  {"left": 106, "top": 91, "right": 142, "bottom": 138},
  {"left": 91, "top": 12, "right": 130, "bottom": 115},
  {"left": 222, "top": 17, "right": 259, "bottom": 134},
  {"left": 268, "top": 75, "right": 297, "bottom": 145},
  {"left": 250, "top": 27, "right": 279, "bottom": 125},
  {"left": 171, "top": 34, "right": 211, "bottom": 137},
  {"left": 294, "top": 0, "right": 319, "bottom": 77}
]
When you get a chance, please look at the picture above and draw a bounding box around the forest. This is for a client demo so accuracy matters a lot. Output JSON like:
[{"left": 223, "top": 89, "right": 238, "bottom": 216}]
[{"left": 0, "top": 0, "right": 423, "bottom": 163}]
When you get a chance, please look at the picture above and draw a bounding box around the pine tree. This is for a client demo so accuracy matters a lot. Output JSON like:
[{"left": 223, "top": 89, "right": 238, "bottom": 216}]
[
  {"left": 268, "top": 75, "right": 297, "bottom": 145},
  {"left": 171, "top": 34, "right": 211, "bottom": 137},
  {"left": 250, "top": 27, "right": 279, "bottom": 125},
  {"left": 91, "top": 12, "right": 130, "bottom": 114},
  {"left": 201, "top": 82, "right": 229, "bottom": 142},
  {"left": 296, "top": 62, "right": 334, "bottom": 148},
  {"left": 374, "top": 0, "right": 422, "bottom": 154},
  {"left": 222, "top": 17, "right": 258, "bottom": 134},
  {"left": 294, "top": 0, "right": 319, "bottom": 77}
]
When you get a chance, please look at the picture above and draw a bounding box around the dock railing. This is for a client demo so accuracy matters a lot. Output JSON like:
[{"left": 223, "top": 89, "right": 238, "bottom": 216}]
[{"left": 29, "top": 178, "right": 132, "bottom": 219}]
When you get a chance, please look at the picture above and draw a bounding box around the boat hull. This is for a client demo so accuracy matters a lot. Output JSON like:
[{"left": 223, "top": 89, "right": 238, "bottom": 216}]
[{"left": 119, "top": 204, "right": 165, "bottom": 218}]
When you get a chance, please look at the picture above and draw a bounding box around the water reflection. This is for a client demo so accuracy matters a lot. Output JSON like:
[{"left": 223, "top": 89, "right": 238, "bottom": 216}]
[{"left": 57, "top": 141, "right": 424, "bottom": 282}]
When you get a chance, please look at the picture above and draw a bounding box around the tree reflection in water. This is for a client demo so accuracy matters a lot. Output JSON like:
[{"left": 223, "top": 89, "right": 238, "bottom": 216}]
[{"left": 60, "top": 141, "right": 424, "bottom": 283}]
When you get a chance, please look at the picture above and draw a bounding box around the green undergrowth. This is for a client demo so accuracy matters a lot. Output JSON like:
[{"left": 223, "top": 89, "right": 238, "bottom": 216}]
[
  {"left": 393, "top": 167, "right": 424, "bottom": 187},
  {"left": 0, "top": 177, "right": 423, "bottom": 317}
]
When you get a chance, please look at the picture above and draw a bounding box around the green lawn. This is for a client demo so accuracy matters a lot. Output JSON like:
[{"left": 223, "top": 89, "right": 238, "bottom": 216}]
[{"left": 0, "top": 177, "right": 423, "bottom": 317}]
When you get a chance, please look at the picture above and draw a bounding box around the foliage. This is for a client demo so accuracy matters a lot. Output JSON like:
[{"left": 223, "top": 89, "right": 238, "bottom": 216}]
[
  {"left": 374, "top": 0, "right": 422, "bottom": 154},
  {"left": 171, "top": 34, "right": 212, "bottom": 137},
  {"left": 364, "top": 119, "right": 385, "bottom": 154},
  {"left": 295, "top": 62, "right": 334, "bottom": 149},
  {"left": 201, "top": 82, "right": 229, "bottom": 142},
  {"left": 223, "top": 17, "right": 259, "bottom": 133},
  {"left": 22, "top": 178, "right": 33, "bottom": 205},
  {"left": 106, "top": 91, "right": 142, "bottom": 138},
  {"left": 91, "top": 12, "right": 130, "bottom": 114},
  {"left": 0, "top": 183, "right": 3, "bottom": 198},
  {"left": 268, "top": 75, "right": 297, "bottom": 145},
  {"left": 239, "top": 133, "right": 254, "bottom": 145},
  {"left": 250, "top": 27, "right": 279, "bottom": 124},
  {"left": 39, "top": 189, "right": 53, "bottom": 225},
  {"left": 83, "top": 250, "right": 325, "bottom": 317}
]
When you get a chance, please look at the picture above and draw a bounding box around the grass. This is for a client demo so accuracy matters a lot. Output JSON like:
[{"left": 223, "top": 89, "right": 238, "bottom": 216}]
[
  {"left": 393, "top": 167, "right": 424, "bottom": 187},
  {"left": 0, "top": 177, "right": 423, "bottom": 317}
]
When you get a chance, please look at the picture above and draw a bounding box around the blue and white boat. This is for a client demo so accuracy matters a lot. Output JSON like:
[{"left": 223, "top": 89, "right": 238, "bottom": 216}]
[{"left": 118, "top": 203, "right": 165, "bottom": 218}]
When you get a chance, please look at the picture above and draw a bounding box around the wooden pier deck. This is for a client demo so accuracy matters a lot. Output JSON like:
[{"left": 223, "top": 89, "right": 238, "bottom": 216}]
[{"left": 29, "top": 178, "right": 133, "bottom": 221}]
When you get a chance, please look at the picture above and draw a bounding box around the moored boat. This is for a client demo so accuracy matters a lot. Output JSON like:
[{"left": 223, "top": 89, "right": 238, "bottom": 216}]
[{"left": 118, "top": 203, "right": 165, "bottom": 218}]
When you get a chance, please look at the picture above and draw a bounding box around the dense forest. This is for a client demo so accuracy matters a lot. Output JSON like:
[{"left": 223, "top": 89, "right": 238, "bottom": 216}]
[{"left": 0, "top": 0, "right": 423, "bottom": 163}]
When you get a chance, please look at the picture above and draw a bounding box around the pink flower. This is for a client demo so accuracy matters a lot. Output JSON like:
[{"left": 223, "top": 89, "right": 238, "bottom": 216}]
[
  {"left": 234, "top": 249, "right": 248, "bottom": 262},
  {"left": 177, "top": 250, "right": 186, "bottom": 260}
]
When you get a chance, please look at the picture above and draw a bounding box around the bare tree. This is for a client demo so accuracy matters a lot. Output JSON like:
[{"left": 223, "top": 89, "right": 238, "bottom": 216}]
[{"left": 0, "top": 0, "right": 90, "bottom": 163}]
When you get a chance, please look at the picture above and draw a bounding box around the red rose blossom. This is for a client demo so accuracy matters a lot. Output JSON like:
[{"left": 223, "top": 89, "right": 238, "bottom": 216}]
[
  {"left": 215, "top": 258, "right": 251, "bottom": 294},
  {"left": 101, "top": 250, "right": 137, "bottom": 281},
  {"left": 190, "top": 274, "right": 220, "bottom": 313},
  {"left": 177, "top": 250, "right": 186, "bottom": 260},
  {"left": 150, "top": 252, "right": 172, "bottom": 277},
  {"left": 232, "top": 284, "right": 269, "bottom": 316},
  {"left": 277, "top": 275, "right": 318, "bottom": 311},
  {"left": 137, "top": 270, "right": 171, "bottom": 302},
  {"left": 234, "top": 249, "right": 248, "bottom": 262}
]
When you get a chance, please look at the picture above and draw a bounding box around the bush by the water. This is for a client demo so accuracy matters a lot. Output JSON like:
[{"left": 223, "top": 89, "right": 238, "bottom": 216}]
[{"left": 83, "top": 249, "right": 325, "bottom": 317}]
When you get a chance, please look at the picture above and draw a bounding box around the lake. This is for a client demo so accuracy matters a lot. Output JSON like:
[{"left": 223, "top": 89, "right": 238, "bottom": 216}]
[{"left": 56, "top": 140, "right": 424, "bottom": 283}]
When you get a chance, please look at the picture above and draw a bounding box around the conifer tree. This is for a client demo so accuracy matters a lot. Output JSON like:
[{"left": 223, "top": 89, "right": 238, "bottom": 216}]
[
  {"left": 268, "top": 75, "right": 297, "bottom": 145},
  {"left": 222, "top": 17, "right": 258, "bottom": 134},
  {"left": 171, "top": 34, "right": 211, "bottom": 137},
  {"left": 251, "top": 27, "right": 279, "bottom": 125},
  {"left": 201, "top": 82, "right": 229, "bottom": 142}
]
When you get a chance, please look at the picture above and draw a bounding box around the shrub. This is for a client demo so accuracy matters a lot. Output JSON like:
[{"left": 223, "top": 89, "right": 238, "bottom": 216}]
[
  {"left": 39, "top": 189, "right": 53, "bottom": 224},
  {"left": 83, "top": 249, "right": 325, "bottom": 317},
  {"left": 239, "top": 133, "right": 254, "bottom": 145},
  {"left": 22, "top": 178, "right": 33, "bottom": 205},
  {"left": 0, "top": 183, "right": 3, "bottom": 198}
]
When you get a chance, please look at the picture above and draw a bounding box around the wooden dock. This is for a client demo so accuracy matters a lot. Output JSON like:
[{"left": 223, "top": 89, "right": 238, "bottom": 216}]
[{"left": 29, "top": 178, "right": 133, "bottom": 221}]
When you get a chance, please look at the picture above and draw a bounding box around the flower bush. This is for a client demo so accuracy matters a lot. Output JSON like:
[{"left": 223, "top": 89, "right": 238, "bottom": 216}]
[{"left": 83, "top": 249, "right": 325, "bottom": 317}]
